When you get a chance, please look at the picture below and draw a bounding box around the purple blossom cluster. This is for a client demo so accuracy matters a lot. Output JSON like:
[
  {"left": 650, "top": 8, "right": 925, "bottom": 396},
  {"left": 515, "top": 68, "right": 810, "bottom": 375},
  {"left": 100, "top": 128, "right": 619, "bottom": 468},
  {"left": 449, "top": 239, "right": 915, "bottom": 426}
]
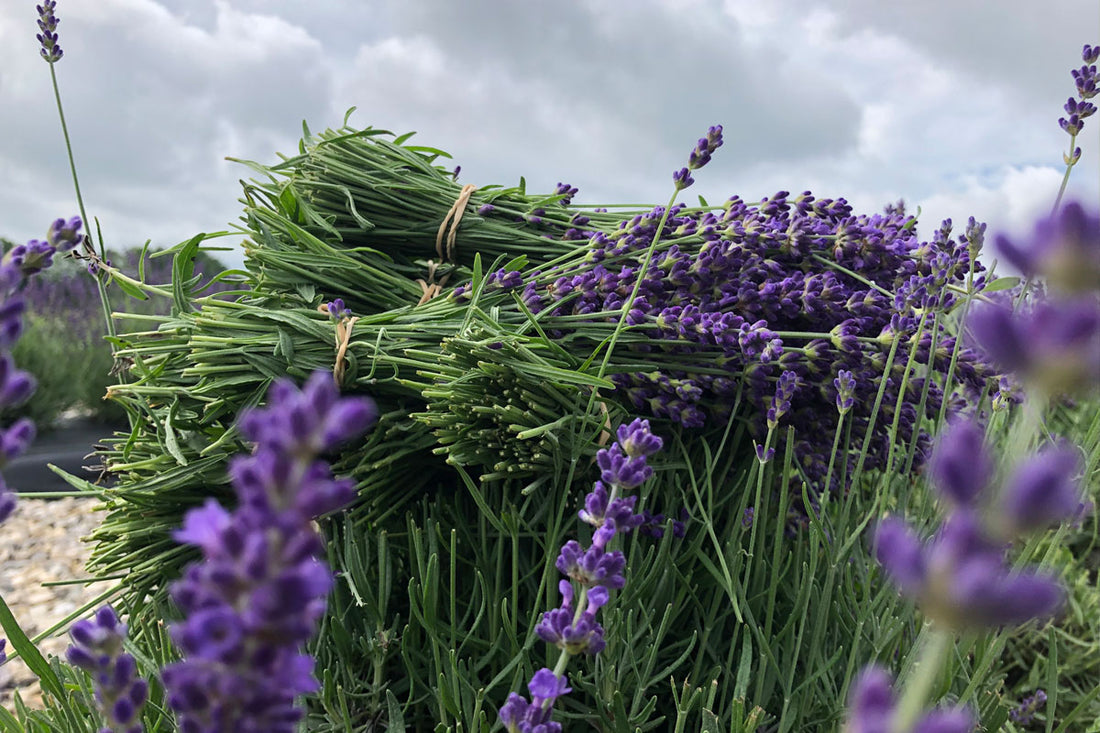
[
  {"left": 845, "top": 666, "right": 974, "bottom": 733},
  {"left": 1009, "top": 689, "right": 1047, "bottom": 726},
  {"left": 36, "top": 1, "right": 63, "bottom": 62},
  {"left": 1058, "top": 44, "right": 1099, "bottom": 162},
  {"left": 516, "top": 190, "right": 991, "bottom": 491},
  {"left": 159, "top": 371, "right": 376, "bottom": 731},
  {"left": 500, "top": 418, "right": 663, "bottom": 732},
  {"left": 66, "top": 607, "right": 148, "bottom": 733},
  {"left": 673, "top": 124, "right": 723, "bottom": 190}
]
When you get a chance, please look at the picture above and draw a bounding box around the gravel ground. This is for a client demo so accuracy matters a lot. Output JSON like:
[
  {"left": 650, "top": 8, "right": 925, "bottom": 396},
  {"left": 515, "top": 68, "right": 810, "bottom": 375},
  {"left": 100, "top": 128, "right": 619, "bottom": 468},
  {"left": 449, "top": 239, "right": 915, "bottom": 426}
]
[{"left": 0, "top": 496, "right": 108, "bottom": 711}]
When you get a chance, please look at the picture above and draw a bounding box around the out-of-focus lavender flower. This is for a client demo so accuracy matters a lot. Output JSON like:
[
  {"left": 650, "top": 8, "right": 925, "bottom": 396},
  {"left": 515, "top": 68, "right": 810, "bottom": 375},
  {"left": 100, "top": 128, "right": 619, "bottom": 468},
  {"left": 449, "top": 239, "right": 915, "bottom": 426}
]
[
  {"left": 325, "top": 298, "right": 351, "bottom": 320},
  {"left": 0, "top": 352, "right": 37, "bottom": 409},
  {"left": 1000, "top": 445, "right": 1088, "bottom": 535},
  {"left": 6, "top": 240, "right": 56, "bottom": 277},
  {"left": 874, "top": 513, "right": 1064, "bottom": 631},
  {"left": 927, "top": 419, "right": 992, "bottom": 507},
  {"left": 742, "top": 506, "right": 755, "bottom": 529},
  {"left": 995, "top": 201, "right": 1100, "bottom": 295},
  {"left": 47, "top": 215, "right": 84, "bottom": 251},
  {"left": 162, "top": 371, "right": 376, "bottom": 732},
  {"left": 66, "top": 606, "right": 148, "bottom": 733},
  {"left": 36, "top": 1, "right": 63, "bottom": 62},
  {"left": 968, "top": 296, "right": 1099, "bottom": 396},
  {"left": 1009, "top": 689, "right": 1047, "bottom": 726},
  {"left": 843, "top": 666, "right": 974, "bottom": 733}
]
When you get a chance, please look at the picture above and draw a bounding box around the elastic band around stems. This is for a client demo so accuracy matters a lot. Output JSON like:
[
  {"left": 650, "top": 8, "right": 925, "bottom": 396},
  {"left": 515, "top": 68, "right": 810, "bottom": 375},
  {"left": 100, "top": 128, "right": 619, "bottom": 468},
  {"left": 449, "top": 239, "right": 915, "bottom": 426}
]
[
  {"left": 435, "top": 183, "right": 478, "bottom": 262},
  {"left": 415, "top": 259, "right": 451, "bottom": 305},
  {"left": 317, "top": 305, "right": 359, "bottom": 387}
]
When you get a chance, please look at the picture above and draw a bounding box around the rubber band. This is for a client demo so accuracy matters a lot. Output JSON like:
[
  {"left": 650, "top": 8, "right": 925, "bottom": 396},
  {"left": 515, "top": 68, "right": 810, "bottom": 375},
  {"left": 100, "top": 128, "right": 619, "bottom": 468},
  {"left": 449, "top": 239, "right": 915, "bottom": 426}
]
[
  {"left": 317, "top": 304, "right": 359, "bottom": 387},
  {"left": 415, "top": 259, "right": 451, "bottom": 305},
  {"left": 435, "top": 183, "right": 478, "bottom": 262}
]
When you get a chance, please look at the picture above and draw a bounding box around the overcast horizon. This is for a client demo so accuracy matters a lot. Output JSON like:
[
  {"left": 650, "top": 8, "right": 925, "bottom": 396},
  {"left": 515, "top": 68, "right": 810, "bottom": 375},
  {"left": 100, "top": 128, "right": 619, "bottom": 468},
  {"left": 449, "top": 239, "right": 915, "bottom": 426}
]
[{"left": 1, "top": 0, "right": 1098, "bottom": 270}]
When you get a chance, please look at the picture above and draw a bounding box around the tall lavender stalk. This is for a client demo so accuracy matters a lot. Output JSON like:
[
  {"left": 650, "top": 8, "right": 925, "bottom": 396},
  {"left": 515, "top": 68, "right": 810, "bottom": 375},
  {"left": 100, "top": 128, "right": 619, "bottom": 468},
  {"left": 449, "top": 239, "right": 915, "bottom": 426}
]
[{"left": 499, "top": 418, "right": 662, "bottom": 731}]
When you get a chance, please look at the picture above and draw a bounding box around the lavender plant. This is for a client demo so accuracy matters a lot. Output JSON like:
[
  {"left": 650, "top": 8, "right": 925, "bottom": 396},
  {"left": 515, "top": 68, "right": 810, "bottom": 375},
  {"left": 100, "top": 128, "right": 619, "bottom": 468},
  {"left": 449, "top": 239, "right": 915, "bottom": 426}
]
[
  {"left": 848, "top": 197, "right": 1099, "bottom": 731},
  {"left": 5, "top": 4, "right": 1098, "bottom": 732},
  {"left": 500, "top": 418, "right": 662, "bottom": 731}
]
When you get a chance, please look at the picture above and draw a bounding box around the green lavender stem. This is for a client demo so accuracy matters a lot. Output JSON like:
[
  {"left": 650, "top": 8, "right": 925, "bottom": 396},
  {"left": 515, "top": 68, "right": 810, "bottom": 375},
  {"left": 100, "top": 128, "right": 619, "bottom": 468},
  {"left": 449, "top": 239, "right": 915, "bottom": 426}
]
[{"left": 47, "top": 61, "right": 118, "bottom": 344}]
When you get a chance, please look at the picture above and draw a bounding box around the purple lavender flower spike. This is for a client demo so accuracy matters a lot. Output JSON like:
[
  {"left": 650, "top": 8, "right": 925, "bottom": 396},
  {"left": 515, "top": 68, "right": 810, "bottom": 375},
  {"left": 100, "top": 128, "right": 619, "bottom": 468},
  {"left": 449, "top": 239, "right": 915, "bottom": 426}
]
[
  {"left": 835, "top": 369, "right": 856, "bottom": 415},
  {"left": 596, "top": 443, "right": 653, "bottom": 490},
  {"left": 0, "top": 355, "right": 36, "bottom": 410},
  {"left": 927, "top": 419, "right": 992, "bottom": 507},
  {"left": 36, "top": 1, "right": 63, "bottom": 62},
  {"left": 766, "top": 370, "right": 799, "bottom": 430},
  {"left": 969, "top": 296, "right": 1100, "bottom": 395},
  {"left": 615, "top": 417, "right": 663, "bottom": 458},
  {"left": 7, "top": 240, "right": 56, "bottom": 277},
  {"left": 995, "top": 201, "right": 1100, "bottom": 294},
  {"left": 0, "top": 298, "right": 26, "bottom": 350},
  {"left": 844, "top": 666, "right": 974, "bottom": 733},
  {"left": 0, "top": 418, "right": 36, "bottom": 466},
  {"left": 688, "top": 125, "right": 724, "bottom": 170},
  {"left": 163, "top": 371, "right": 376, "bottom": 731},
  {"left": 1000, "top": 445, "right": 1086, "bottom": 535},
  {"left": 66, "top": 606, "right": 149, "bottom": 733},
  {"left": 499, "top": 668, "right": 571, "bottom": 733},
  {"left": 1009, "top": 689, "right": 1047, "bottom": 725}
]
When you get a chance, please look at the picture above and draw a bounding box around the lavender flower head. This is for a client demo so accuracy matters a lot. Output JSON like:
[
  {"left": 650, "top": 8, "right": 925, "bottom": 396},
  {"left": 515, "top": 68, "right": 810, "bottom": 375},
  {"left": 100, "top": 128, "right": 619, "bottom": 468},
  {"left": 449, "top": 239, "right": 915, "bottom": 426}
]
[
  {"left": 325, "top": 298, "right": 351, "bottom": 321},
  {"left": 844, "top": 666, "right": 974, "bottom": 733},
  {"left": 66, "top": 606, "right": 148, "bottom": 733},
  {"left": 499, "top": 668, "right": 571, "bottom": 733},
  {"left": 37, "top": 1, "right": 63, "bottom": 62},
  {"left": 162, "top": 371, "right": 376, "bottom": 732}
]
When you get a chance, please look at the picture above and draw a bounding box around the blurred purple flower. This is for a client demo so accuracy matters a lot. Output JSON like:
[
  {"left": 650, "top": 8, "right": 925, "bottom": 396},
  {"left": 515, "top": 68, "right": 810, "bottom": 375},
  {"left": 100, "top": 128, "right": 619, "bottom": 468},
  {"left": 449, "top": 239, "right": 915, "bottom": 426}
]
[
  {"left": 874, "top": 513, "right": 1064, "bottom": 631},
  {"left": 844, "top": 666, "right": 974, "bottom": 733},
  {"left": 968, "top": 296, "right": 1099, "bottom": 395},
  {"left": 995, "top": 201, "right": 1100, "bottom": 294},
  {"left": 162, "top": 371, "right": 376, "bottom": 731},
  {"left": 1000, "top": 445, "right": 1087, "bottom": 535},
  {"left": 66, "top": 606, "right": 148, "bottom": 733},
  {"left": 927, "top": 419, "right": 992, "bottom": 507}
]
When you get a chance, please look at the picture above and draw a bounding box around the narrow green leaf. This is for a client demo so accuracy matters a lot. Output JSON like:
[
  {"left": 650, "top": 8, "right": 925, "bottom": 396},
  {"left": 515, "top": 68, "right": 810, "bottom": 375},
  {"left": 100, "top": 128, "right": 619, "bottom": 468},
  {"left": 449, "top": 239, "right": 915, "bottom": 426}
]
[
  {"left": 983, "top": 276, "right": 1020, "bottom": 293},
  {"left": 0, "top": 593, "right": 64, "bottom": 702},
  {"left": 171, "top": 234, "right": 204, "bottom": 314},
  {"left": 385, "top": 689, "right": 406, "bottom": 731}
]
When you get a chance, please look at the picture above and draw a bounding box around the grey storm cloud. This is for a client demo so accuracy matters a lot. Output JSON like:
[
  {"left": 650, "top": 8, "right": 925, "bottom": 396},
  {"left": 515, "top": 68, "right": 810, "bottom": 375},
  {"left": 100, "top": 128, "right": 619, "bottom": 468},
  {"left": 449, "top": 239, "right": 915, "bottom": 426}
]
[{"left": 0, "top": 0, "right": 1096, "bottom": 266}]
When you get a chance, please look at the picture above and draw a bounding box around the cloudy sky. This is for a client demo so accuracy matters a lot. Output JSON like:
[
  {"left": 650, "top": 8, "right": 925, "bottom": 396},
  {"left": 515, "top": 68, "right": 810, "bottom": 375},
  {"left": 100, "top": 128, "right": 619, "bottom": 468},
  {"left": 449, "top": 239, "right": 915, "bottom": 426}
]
[{"left": 1, "top": 0, "right": 1097, "bottom": 270}]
